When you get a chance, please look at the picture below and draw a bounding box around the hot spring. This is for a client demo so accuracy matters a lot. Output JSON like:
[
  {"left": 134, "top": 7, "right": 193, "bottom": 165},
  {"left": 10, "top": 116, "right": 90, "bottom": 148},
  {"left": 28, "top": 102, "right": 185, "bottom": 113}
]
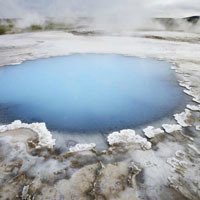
[{"left": 0, "top": 54, "right": 186, "bottom": 133}]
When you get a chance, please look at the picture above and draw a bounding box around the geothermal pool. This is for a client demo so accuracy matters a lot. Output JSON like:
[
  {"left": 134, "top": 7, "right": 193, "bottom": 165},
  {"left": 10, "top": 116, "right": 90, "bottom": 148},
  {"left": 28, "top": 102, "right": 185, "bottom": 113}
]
[{"left": 0, "top": 54, "right": 185, "bottom": 132}]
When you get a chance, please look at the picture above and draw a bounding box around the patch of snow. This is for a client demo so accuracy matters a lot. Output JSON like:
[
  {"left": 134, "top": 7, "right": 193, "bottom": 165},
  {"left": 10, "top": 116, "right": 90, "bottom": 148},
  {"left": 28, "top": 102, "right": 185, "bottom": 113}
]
[
  {"left": 193, "top": 98, "right": 200, "bottom": 104},
  {"left": 179, "top": 82, "right": 191, "bottom": 90},
  {"left": 187, "top": 144, "right": 200, "bottom": 155},
  {"left": 183, "top": 89, "right": 193, "bottom": 96},
  {"left": 107, "top": 129, "right": 151, "bottom": 150},
  {"left": 162, "top": 124, "right": 182, "bottom": 133},
  {"left": 183, "top": 89, "right": 200, "bottom": 103},
  {"left": 186, "top": 104, "right": 200, "bottom": 111},
  {"left": 0, "top": 120, "right": 55, "bottom": 148},
  {"left": 171, "top": 65, "right": 176, "bottom": 70},
  {"left": 69, "top": 143, "right": 96, "bottom": 152},
  {"left": 174, "top": 109, "right": 192, "bottom": 127},
  {"left": 143, "top": 126, "right": 164, "bottom": 138},
  {"left": 196, "top": 125, "right": 200, "bottom": 131}
]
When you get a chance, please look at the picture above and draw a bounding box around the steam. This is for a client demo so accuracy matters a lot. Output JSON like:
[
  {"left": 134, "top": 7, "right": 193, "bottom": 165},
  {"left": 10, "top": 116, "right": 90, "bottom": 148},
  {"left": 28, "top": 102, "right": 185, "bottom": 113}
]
[
  {"left": 0, "top": 0, "right": 154, "bottom": 30},
  {"left": 0, "top": 0, "right": 200, "bottom": 31}
]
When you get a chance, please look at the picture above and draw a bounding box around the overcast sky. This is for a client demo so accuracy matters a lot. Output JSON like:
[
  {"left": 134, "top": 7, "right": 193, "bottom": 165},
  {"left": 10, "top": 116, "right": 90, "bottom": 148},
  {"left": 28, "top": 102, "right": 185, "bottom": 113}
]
[
  {"left": 0, "top": 0, "right": 200, "bottom": 19},
  {"left": 0, "top": 0, "right": 200, "bottom": 17}
]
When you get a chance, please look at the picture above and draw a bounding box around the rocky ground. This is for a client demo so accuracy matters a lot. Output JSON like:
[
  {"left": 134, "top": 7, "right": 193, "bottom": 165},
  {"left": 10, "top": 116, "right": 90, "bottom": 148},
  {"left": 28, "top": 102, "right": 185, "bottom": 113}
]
[{"left": 0, "top": 31, "right": 200, "bottom": 200}]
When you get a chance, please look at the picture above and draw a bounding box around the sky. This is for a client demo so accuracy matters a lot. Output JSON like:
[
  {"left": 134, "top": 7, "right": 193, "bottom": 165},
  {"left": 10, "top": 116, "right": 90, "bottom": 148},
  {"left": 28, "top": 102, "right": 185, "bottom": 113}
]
[
  {"left": 0, "top": 0, "right": 200, "bottom": 29},
  {"left": 0, "top": 0, "right": 200, "bottom": 19}
]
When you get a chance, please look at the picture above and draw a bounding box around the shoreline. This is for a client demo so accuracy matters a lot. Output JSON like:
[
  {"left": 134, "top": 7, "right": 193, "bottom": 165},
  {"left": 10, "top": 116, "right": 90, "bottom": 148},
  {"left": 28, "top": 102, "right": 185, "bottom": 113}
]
[{"left": 0, "top": 31, "right": 197, "bottom": 148}]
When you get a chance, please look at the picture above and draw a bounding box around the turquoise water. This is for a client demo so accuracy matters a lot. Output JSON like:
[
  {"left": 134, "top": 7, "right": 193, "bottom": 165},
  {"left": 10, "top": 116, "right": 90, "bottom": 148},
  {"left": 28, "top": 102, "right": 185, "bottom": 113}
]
[{"left": 0, "top": 54, "right": 185, "bottom": 132}]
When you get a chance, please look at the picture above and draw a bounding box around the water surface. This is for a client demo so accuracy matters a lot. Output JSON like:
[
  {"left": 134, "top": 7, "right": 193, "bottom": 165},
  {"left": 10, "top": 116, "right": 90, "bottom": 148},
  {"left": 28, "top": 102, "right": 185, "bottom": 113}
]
[{"left": 0, "top": 54, "right": 185, "bottom": 132}]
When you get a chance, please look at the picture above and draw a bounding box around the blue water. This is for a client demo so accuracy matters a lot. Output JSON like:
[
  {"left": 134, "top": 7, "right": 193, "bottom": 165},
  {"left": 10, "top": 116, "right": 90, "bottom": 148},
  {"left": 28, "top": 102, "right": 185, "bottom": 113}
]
[{"left": 0, "top": 54, "right": 185, "bottom": 132}]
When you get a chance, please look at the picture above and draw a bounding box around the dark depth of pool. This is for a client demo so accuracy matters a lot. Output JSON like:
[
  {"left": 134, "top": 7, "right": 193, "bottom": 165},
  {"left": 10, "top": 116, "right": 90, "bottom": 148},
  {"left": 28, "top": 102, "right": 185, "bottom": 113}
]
[{"left": 0, "top": 54, "right": 186, "bottom": 132}]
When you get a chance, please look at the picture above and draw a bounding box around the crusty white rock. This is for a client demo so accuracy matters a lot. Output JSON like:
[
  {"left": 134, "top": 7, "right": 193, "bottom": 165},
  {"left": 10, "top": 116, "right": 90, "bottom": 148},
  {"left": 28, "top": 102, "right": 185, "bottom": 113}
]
[
  {"left": 107, "top": 129, "right": 151, "bottom": 150},
  {"left": 186, "top": 104, "right": 200, "bottom": 111},
  {"left": 0, "top": 120, "right": 55, "bottom": 148},
  {"left": 143, "top": 126, "right": 164, "bottom": 138},
  {"left": 69, "top": 143, "right": 96, "bottom": 152},
  {"left": 162, "top": 124, "right": 182, "bottom": 133},
  {"left": 174, "top": 109, "right": 192, "bottom": 127}
]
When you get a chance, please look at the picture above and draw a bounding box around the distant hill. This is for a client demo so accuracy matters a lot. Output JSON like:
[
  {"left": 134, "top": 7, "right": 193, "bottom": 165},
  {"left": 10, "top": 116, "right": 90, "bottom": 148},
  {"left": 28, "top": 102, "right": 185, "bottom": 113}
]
[
  {"left": 184, "top": 16, "right": 200, "bottom": 23},
  {"left": 154, "top": 16, "right": 200, "bottom": 30}
]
